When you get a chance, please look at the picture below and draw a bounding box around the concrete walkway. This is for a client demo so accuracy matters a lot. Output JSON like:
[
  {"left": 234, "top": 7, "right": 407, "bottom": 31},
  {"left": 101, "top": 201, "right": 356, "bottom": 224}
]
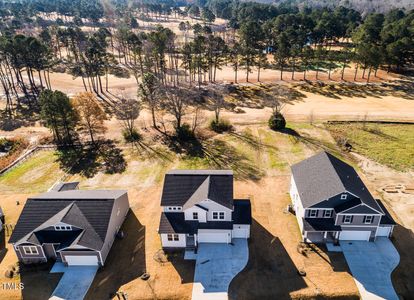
[
  {"left": 192, "top": 239, "right": 249, "bottom": 300},
  {"left": 49, "top": 262, "right": 98, "bottom": 300},
  {"left": 341, "top": 238, "right": 400, "bottom": 300}
]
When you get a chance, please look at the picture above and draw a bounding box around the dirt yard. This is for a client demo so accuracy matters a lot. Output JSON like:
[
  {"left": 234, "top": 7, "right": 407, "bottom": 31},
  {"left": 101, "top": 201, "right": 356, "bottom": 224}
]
[{"left": 0, "top": 121, "right": 412, "bottom": 299}]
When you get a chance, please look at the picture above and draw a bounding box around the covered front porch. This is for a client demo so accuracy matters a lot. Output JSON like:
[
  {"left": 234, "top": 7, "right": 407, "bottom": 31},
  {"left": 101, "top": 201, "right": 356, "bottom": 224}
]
[{"left": 304, "top": 231, "right": 340, "bottom": 243}]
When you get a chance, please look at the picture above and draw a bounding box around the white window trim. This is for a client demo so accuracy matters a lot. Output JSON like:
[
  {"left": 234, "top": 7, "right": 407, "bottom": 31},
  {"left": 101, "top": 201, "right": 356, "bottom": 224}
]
[
  {"left": 341, "top": 194, "right": 348, "bottom": 200},
  {"left": 23, "top": 246, "right": 39, "bottom": 255},
  {"left": 167, "top": 234, "right": 179, "bottom": 241},
  {"left": 193, "top": 212, "right": 198, "bottom": 220},
  {"left": 212, "top": 211, "right": 225, "bottom": 220},
  {"left": 309, "top": 209, "right": 318, "bottom": 218},
  {"left": 343, "top": 215, "right": 352, "bottom": 224},
  {"left": 324, "top": 210, "right": 333, "bottom": 218},
  {"left": 55, "top": 225, "right": 72, "bottom": 231},
  {"left": 364, "top": 215, "right": 374, "bottom": 224}
]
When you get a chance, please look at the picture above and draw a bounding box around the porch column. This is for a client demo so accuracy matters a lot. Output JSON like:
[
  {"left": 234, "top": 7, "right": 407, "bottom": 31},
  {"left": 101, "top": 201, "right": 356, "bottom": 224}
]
[{"left": 324, "top": 231, "right": 328, "bottom": 239}]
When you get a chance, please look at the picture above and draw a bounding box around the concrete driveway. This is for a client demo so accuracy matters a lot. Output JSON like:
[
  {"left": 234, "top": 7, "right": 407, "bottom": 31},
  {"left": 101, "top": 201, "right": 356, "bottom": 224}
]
[
  {"left": 192, "top": 239, "right": 249, "bottom": 300},
  {"left": 49, "top": 262, "right": 98, "bottom": 300},
  {"left": 341, "top": 238, "right": 400, "bottom": 300}
]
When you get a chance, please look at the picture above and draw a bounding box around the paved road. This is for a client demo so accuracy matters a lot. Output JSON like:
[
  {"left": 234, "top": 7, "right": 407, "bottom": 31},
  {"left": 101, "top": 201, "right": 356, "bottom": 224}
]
[
  {"left": 341, "top": 238, "right": 400, "bottom": 300},
  {"left": 192, "top": 239, "right": 249, "bottom": 300},
  {"left": 49, "top": 263, "right": 98, "bottom": 300}
]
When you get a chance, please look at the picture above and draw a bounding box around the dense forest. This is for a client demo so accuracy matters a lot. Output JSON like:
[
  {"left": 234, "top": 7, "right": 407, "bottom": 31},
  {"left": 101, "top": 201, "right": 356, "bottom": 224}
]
[{"left": 0, "top": 0, "right": 413, "bottom": 141}]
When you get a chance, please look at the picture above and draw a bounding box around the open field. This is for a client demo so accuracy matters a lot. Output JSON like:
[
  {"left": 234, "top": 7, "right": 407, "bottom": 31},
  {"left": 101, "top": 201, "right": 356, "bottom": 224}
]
[
  {"left": 327, "top": 123, "right": 414, "bottom": 172},
  {"left": 0, "top": 120, "right": 413, "bottom": 299}
]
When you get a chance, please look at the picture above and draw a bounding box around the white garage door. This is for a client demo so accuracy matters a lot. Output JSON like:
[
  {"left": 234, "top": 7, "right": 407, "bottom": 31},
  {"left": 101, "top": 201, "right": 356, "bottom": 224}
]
[
  {"left": 198, "top": 232, "right": 230, "bottom": 243},
  {"left": 65, "top": 255, "right": 99, "bottom": 266},
  {"left": 339, "top": 230, "right": 371, "bottom": 241},
  {"left": 233, "top": 227, "right": 249, "bottom": 238},
  {"left": 376, "top": 226, "right": 392, "bottom": 237}
]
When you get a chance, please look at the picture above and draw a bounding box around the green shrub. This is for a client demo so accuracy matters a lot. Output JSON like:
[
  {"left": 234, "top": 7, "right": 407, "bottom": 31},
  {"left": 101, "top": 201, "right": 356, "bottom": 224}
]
[
  {"left": 209, "top": 119, "right": 233, "bottom": 133},
  {"left": 268, "top": 112, "right": 286, "bottom": 131},
  {"left": 122, "top": 128, "right": 142, "bottom": 143}
]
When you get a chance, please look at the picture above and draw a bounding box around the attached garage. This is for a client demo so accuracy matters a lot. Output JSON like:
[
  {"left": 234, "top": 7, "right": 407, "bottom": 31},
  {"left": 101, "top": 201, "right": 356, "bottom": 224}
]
[
  {"left": 198, "top": 230, "right": 231, "bottom": 243},
  {"left": 232, "top": 225, "right": 250, "bottom": 238},
  {"left": 376, "top": 226, "right": 392, "bottom": 237},
  {"left": 339, "top": 230, "right": 371, "bottom": 241},
  {"left": 64, "top": 255, "right": 99, "bottom": 266}
]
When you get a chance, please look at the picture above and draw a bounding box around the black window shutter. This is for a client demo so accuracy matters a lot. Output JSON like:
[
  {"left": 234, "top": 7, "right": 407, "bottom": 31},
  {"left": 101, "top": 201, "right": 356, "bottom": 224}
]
[
  {"left": 363, "top": 216, "right": 366, "bottom": 223},
  {"left": 342, "top": 216, "right": 345, "bottom": 222},
  {"left": 351, "top": 216, "right": 354, "bottom": 223}
]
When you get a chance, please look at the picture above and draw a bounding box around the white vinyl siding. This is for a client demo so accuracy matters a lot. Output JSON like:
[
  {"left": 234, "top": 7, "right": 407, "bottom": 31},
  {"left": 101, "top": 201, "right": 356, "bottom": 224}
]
[
  {"left": 212, "top": 211, "right": 225, "bottom": 220},
  {"left": 161, "top": 233, "right": 186, "bottom": 248}
]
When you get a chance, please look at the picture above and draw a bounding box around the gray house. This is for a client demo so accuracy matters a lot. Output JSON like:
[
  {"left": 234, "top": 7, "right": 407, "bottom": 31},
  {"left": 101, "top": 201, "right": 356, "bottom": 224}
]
[
  {"left": 290, "top": 151, "right": 395, "bottom": 243},
  {"left": 158, "top": 170, "right": 251, "bottom": 249},
  {"left": 9, "top": 182, "right": 129, "bottom": 266}
]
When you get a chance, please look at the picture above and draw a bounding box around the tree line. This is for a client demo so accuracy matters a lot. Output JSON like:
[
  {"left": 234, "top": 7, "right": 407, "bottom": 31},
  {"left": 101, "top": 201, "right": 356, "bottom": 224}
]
[{"left": 0, "top": 0, "right": 413, "bottom": 123}]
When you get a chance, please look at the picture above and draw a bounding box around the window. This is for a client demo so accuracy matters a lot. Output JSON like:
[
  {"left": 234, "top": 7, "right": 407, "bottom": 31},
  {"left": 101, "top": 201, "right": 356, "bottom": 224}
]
[
  {"left": 55, "top": 225, "right": 72, "bottom": 231},
  {"left": 364, "top": 215, "right": 374, "bottom": 224},
  {"left": 23, "top": 246, "right": 39, "bottom": 255},
  {"left": 341, "top": 194, "right": 348, "bottom": 200},
  {"left": 309, "top": 209, "right": 318, "bottom": 218},
  {"left": 173, "top": 207, "right": 177, "bottom": 210},
  {"left": 193, "top": 212, "right": 198, "bottom": 220},
  {"left": 343, "top": 215, "right": 353, "bottom": 224},
  {"left": 324, "top": 210, "right": 333, "bottom": 218},
  {"left": 168, "top": 207, "right": 172, "bottom": 211},
  {"left": 177, "top": 207, "right": 182, "bottom": 211},
  {"left": 167, "top": 234, "right": 179, "bottom": 241},
  {"left": 212, "top": 211, "right": 225, "bottom": 220}
]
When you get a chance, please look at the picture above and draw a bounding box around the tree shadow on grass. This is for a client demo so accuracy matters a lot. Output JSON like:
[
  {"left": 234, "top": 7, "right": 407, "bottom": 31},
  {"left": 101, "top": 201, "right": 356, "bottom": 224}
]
[
  {"left": 229, "top": 219, "right": 307, "bottom": 300},
  {"left": 20, "top": 261, "right": 62, "bottom": 300},
  {"left": 0, "top": 105, "right": 40, "bottom": 131},
  {"left": 56, "top": 140, "right": 126, "bottom": 178},
  {"left": 86, "top": 211, "right": 146, "bottom": 300},
  {"left": 293, "top": 78, "right": 414, "bottom": 101},
  {"left": 162, "top": 133, "right": 264, "bottom": 181},
  {"left": 390, "top": 225, "right": 414, "bottom": 300}
]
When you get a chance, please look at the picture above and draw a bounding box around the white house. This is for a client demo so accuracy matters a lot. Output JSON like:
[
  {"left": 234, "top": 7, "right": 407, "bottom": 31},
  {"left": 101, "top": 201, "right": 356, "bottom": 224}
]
[{"left": 158, "top": 170, "right": 251, "bottom": 249}]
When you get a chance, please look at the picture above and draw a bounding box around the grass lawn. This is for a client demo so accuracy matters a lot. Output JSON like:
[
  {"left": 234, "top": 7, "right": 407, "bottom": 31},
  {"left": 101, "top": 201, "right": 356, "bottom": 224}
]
[
  {"left": 327, "top": 123, "right": 414, "bottom": 171},
  {"left": 0, "top": 150, "right": 64, "bottom": 194}
]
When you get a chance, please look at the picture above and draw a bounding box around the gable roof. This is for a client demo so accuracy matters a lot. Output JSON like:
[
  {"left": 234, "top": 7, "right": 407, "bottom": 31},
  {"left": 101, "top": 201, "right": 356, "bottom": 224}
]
[
  {"left": 291, "top": 151, "right": 382, "bottom": 212},
  {"left": 160, "top": 170, "right": 234, "bottom": 209},
  {"left": 9, "top": 189, "right": 126, "bottom": 250},
  {"left": 340, "top": 204, "right": 381, "bottom": 214}
]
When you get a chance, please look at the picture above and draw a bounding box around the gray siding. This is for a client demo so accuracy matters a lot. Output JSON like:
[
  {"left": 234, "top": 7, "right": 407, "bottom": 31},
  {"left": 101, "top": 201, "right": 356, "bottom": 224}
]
[
  {"left": 43, "top": 244, "right": 57, "bottom": 259},
  {"left": 60, "top": 250, "right": 101, "bottom": 265},
  {"left": 336, "top": 214, "right": 381, "bottom": 226},
  {"left": 14, "top": 244, "right": 47, "bottom": 264},
  {"left": 100, "top": 193, "right": 130, "bottom": 264}
]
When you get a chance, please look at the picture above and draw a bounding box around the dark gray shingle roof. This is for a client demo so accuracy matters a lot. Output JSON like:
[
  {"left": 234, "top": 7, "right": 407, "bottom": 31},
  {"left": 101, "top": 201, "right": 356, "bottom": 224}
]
[
  {"left": 9, "top": 189, "right": 126, "bottom": 250},
  {"left": 232, "top": 199, "right": 252, "bottom": 225},
  {"left": 158, "top": 212, "right": 235, "bottom": 234},
  {"left": 303, "top": 218, "right": 342, "bottom": 232},
  {"left": 291, "top": 151, "right": 382, "bottom": 212},
  {"left": 160, "top": 170, "right": 233, "bottom": 209}
]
